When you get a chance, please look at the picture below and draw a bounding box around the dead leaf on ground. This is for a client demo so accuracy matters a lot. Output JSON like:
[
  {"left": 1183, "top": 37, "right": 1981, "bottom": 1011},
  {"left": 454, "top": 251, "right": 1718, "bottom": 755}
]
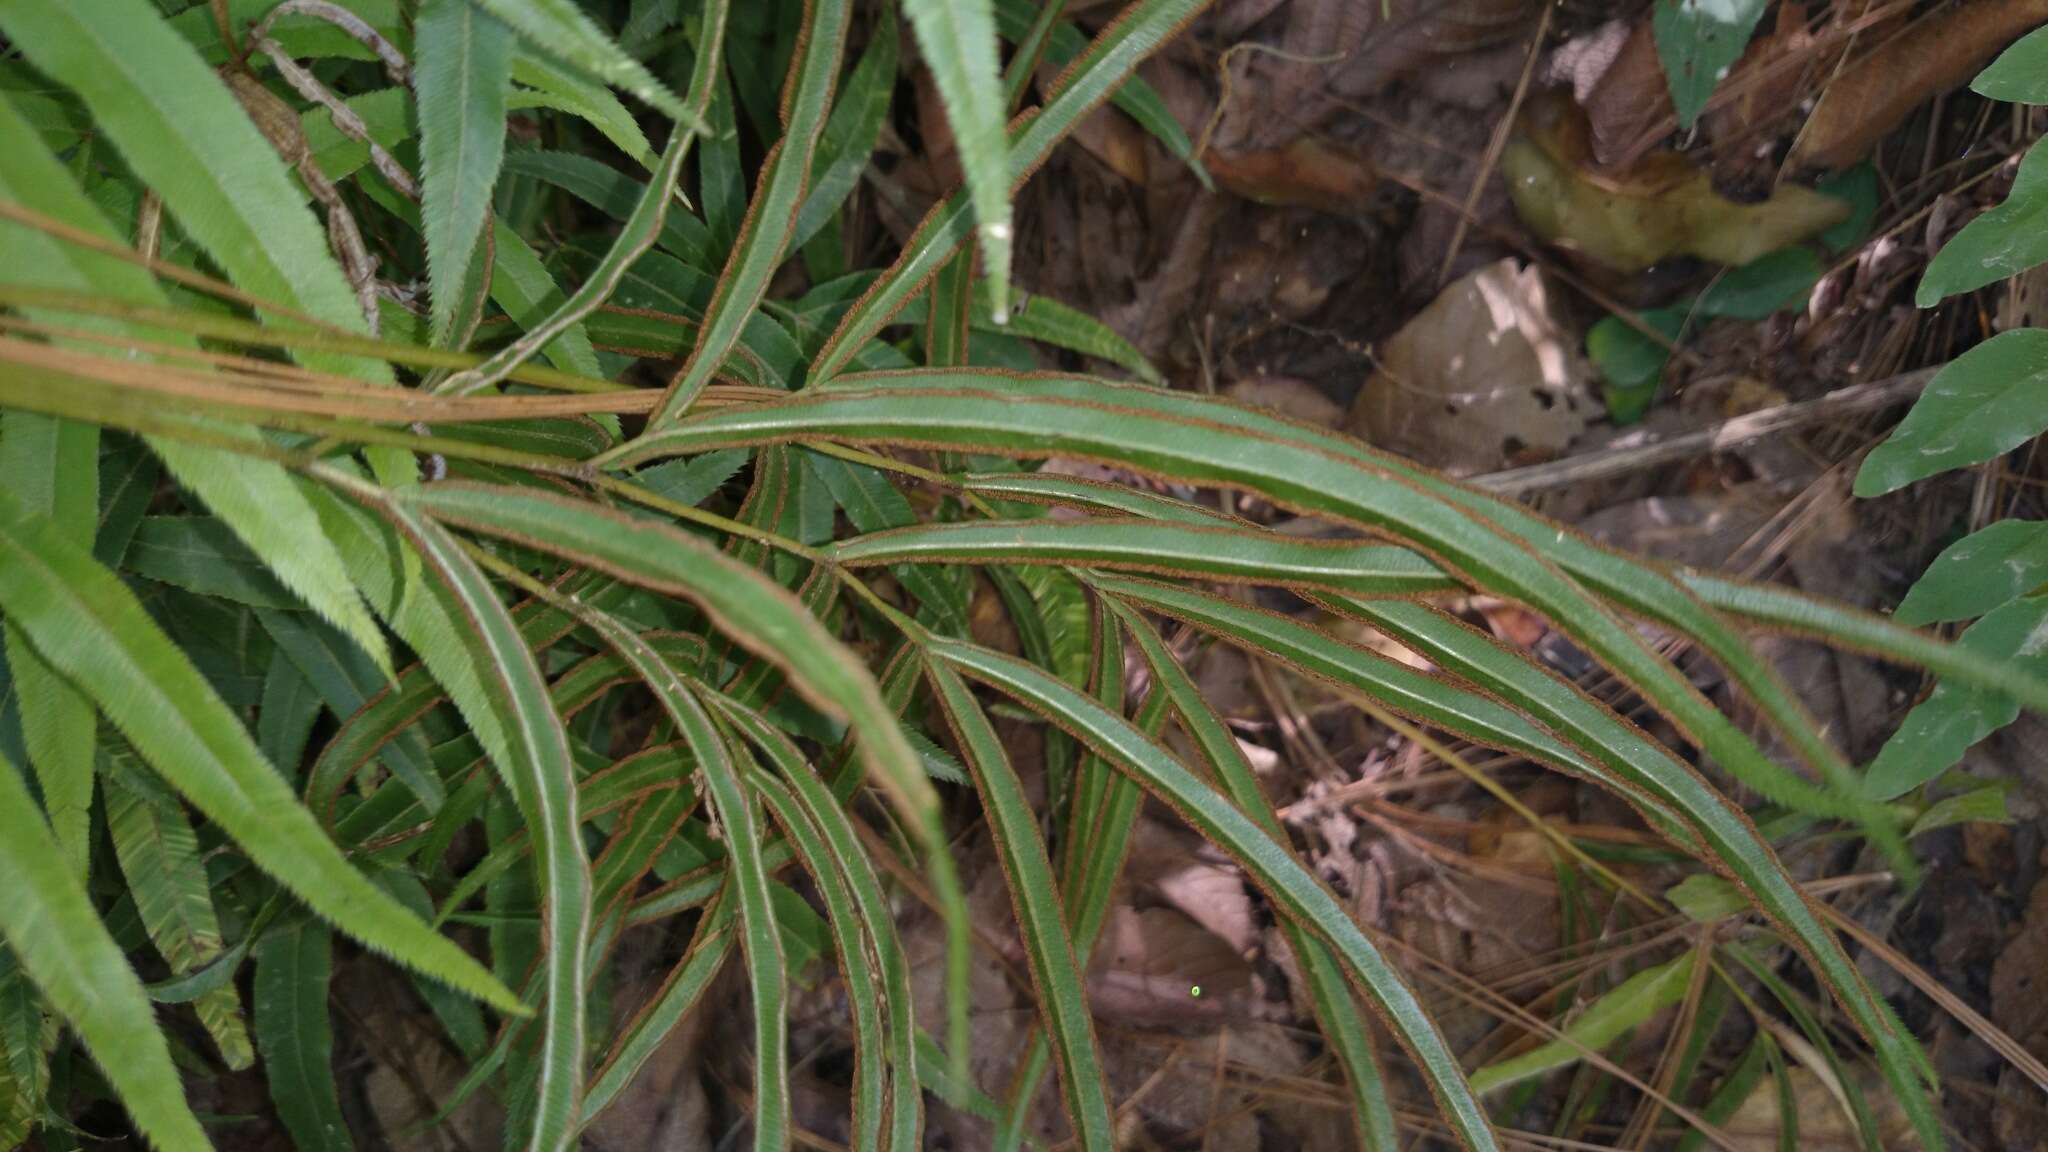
[
  {"left": 1505, "top": 93, "right": 1850, "bottom": 274},
  {"left": 1350, "top": 257, "right": 1594, "bottom": 474},
  {"left": 1087, "top": 905, "right": 1254, "bottom": 1025},
  {"left": 1721, "top": 1064, "right": 1913, "bottom": 1151},
  {"left": 1207, "top": 137, "right": 1377, "bottom": 213},
  {"left": 1789, "top": 0, "right": 2048, "bottom": 172},
  {"left": 1225, "top": 375, "right": 1346, "bottom": 426}
]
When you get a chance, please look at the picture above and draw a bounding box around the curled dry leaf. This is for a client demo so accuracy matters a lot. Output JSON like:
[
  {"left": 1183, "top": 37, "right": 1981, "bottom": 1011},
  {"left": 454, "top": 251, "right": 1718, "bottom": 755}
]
[
  {"left": 1505, "top": 93, "right": 1850, "bottom": 273},
  {"left": 1349, "top": 257, "right": 1594, "bottom": 474},
  {"left": 1789, "top": 0, "right": 2048, "bottom": 172},
  {"left": 1206, "top": 137, "right": 1377, "bottom": 213}
]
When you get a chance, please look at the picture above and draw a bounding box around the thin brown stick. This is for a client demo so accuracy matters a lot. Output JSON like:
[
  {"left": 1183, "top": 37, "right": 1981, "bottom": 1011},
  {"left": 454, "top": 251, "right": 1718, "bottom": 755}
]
[
  {"left": 1474, "top": 368, "right": 1935, "bottom": 496},
  {"left": 1438, "top": 1, "right": 1553, "bottom": 287}
]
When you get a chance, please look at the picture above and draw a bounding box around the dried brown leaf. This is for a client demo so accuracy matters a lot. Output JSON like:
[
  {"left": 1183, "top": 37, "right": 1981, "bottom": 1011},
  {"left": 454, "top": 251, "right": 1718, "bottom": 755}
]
[{"left": 1789, "top": 0, "right": 2048, "bottom": 172}]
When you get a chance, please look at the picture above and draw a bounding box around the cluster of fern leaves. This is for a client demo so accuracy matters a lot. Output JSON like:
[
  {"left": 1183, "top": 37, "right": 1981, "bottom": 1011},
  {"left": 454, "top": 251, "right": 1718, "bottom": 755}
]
[{"left": 0, "top": 1, "right": 2039, "bottom": 1150}]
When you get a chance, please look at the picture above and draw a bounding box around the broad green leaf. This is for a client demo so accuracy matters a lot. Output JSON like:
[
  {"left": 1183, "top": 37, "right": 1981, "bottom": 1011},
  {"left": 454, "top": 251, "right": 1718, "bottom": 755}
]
[
  {"left": 807, "top": 451, "right": 971, "bottom": 635},
  {"left": 647, "top": 0, "right": 851, "bottom": 424},
  {"left": 1470, "top": 952, "right": 1697, "bottom": 1094},
  {"left": 442, "top": 0, "right": 727, "bottom": 395},
  {"left": 902, "top": 0, "right": 1013, "bottom": 319},
  {"left": 0, "top": 748, "right": 210, "bottom": 1152},
  {"left": 927, "top": 663, "right": 1112, "bottom": 1150},
  {"left": 928, "top": 638, "right": 1501, "bottom": 1152},
  {"left": 124, "top": 517, "right": 297, "bottom": 609},
  {"left": 1857, "top": 329, "right": 2048, "bottom": 495},
  {"left": 417, "top": 0, "right": 517, "bottom": 343},
  {"left": 471, "top": 0, "right": 693, "bottom": 122},
  {"left": 1697, "top": 248, "right": 1825, "bottom": 320},
  {"left": 0, "top": 408, "right": 96, "bottom": 879},
  {"left": 0, "top": 85, "right": 393, "bottom": 676},
  {"left": 1918, "top": 140, "right": 2048, "bottom": 306},
  {"left": 1665, "top": 874, "right": 1749, "bottom": 923},
  {"left": 1652, "top": 0, "right": 1769, "bottom": 128},
  {"left": 1587, "top": 306, "right": 1685, "bottom": 423},
  {"left": 254, "top": 922, "right": 354, "bottom": 1152},
  {"left": 360, "top": 497, "right": 588, "bottom": 1152},
  {"left": 1974, "top": 26, "right": 2048, "bottom": 103},
  {"left": 1866, "top": 595, "right": 2048, "bottom": 800},
  {"left": 810, "top": 0, "right": 1209, "bottom": 381},
  {"left": 1910, "top": 785, "right": 2012, "bottom": 837},
  {"left": 1896, "top": 519, "right": 2048, "bottom": 625},
  {"left": 0, "top": 488, "right": 518, "bottom": 1014},
  {"left": 102, "top": 749, "right": 253, "bottom": 1069},
  {"left": 1817, "top": 165, "right": 1880, "bottom": 253}
]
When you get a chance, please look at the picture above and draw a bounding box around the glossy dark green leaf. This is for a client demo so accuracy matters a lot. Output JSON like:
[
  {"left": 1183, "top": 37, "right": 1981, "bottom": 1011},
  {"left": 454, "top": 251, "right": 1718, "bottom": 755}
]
[
  {"left": 1918, "top": 141, "right": 2048, "bottom": 306},
  {"left": 1857, "top": 330, "right": 2048, "bottom": 495},
  {"left": 1652, "top": 0, "right": 1768, "bottom": 128},
  {"left": 1866, "top": 596, "right": 2048, "bottom": 800},
  {"left": 1896, "top": 519, "right": 2048, "bottom": 625}
]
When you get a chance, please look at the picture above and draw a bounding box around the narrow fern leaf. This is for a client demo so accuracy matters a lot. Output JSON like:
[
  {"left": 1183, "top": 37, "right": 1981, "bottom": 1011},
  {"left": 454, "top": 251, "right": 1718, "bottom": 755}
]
[
  {"left": 712, "top": 695, "right": 923, "bottom": 1152},
  {"left": 646, "top": 0, "right": 852, "bottom": 424},
  {"left": 442, "top": 0, "right": 730, "bottom": 395},
  {"left": 901, "top": 0, "right": 1013, "bottom": 319},
  {"left": 929, "top": 638, "right": 1502, "bottom": 1152},
  {"left": 927, "top": 663, "right": 1113, "bottom": 1151},
  {"left": 572, "top": 620, "right": 786, "bottom": 1152},
  {"left": 102, "top": 751, "right": 255, "bottom": 1070},
  {"left": 748, "top": 762, "right": 884, "bottom": 1152},
  {"left": 254, "top": 922, "right": 355, "bottom": 1152},
  {"left": 0, "top": 410, "right": 95, "bottom": 879},
  {"left": 0, "top": 749, "right": 211, "bottom": 1152},
  {"left": 359, "top": 498, "right": 588, "bottom": 1152},
  {"left": 417, "top": 0, "right": 516, "bottom": 343},
  {"left": 471, "top": 0, "right": 694, "bottom": 123},
  {"left": 399, "top": 482, "right": 946, "bottom": 859},
  {"left": 1114, "top": 605, "right": 1400, "bottom": 1152},
  {"left": 810, "top": 0, "right": 1209, "bottom": 380},
  {"left": 0, "top": 489, "right": 520, "bottom": 1015},
  {"left": 0, "top": 87, "right": 392, "bottom": 676}
]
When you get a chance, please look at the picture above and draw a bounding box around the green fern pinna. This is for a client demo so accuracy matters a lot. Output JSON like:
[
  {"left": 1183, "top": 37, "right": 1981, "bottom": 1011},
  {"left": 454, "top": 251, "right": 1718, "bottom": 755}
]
[{"left": 0, "top": 1, "right": 2038, "bottom": 1149}]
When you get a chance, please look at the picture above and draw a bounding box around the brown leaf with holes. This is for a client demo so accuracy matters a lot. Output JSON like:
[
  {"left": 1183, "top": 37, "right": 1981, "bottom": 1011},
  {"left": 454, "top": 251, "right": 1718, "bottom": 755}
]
[
  {"left": 1349, "top": 258, "right": 1594, "bottom": 474},
  {"left": 1789, "top": 0, "right": 2048, "bottom": 172},
  {"left": 1505, "top": 93, "right": 1849, "bottom": 273}
]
